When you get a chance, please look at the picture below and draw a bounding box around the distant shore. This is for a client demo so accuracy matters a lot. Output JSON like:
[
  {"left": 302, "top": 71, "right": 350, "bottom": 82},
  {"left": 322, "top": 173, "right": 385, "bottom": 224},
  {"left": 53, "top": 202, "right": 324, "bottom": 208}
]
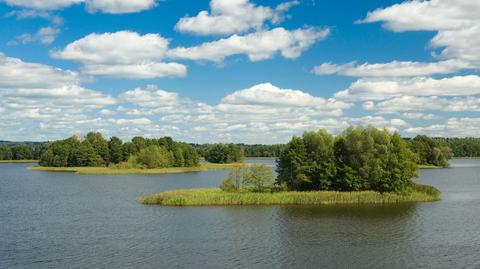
[
  {"left": 139, "top": 184, "right": 441, "bottom": 206},
  {"left": 29, "top": 162, "right": 245, "bottom": 175}
]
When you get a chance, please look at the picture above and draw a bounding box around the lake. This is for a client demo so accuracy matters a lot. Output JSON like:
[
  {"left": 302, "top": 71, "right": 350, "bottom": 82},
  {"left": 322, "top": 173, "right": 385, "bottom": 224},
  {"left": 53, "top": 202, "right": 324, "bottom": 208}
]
[{"left": 1, "top": 159, "right": 479, "bottom": 269}]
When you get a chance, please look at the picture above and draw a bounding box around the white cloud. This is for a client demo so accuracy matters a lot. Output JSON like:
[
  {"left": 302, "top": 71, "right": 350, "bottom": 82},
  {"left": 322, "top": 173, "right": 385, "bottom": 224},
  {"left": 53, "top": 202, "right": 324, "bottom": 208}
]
[
  {"left": 2, "top": 0, "right": 157, "bottom": 13},
  {"left": 168, "top": 27, "right": 329, "bottom": 62},
  {"left": 313, "top": 60, "right": 468, "bottom": 77},
  {"left": 175, "top": 0, "right": 298, "bottom": 35},
  {"left": 85, "top": 0, "right": 156, "bottom": 14},
  {"left": 367, "top": 96, "right": 480, "bottom": 113},
  {"left": 335, "top": 75, "right": 480, "bottom": 101},
  {"left": 11, "top": 26, "right": 60, "bottom": 45},
  {"left": 218, "top": 83, "right": 350, "bottom": 117},
  {"left": 359, "top": 0, "right": 480, "bottom": 67},
  {"left": 405, "top": 117, "right": 480, "bottom": 137},
  {"left": 0, "top": 52, "right": 78, "bottom": 88},
  {"left": 51, "top": 31, "right": 186, "bottom": 79},
  {"left": 0, "top": 53, "right": 114, "bottom": 133}
]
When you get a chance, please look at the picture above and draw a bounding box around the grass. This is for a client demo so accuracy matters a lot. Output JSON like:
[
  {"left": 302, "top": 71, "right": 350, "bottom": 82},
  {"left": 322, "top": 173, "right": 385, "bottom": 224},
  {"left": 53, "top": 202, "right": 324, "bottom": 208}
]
[
  {"left": 0, "top": 160, "right": 38, "bottom": 163},
  {"left": 418, "top": 164, "right": 445, "bottom": 169},
  {"left": 29, "top": 162, "right": 245, "bottom": 175},
  {"left": 139, "top": 183, "right": 441, "bottom": 206}
]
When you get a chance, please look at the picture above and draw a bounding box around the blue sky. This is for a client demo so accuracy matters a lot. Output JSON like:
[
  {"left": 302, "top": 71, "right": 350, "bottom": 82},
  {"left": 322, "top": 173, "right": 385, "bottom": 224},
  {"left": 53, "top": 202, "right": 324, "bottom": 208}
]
[{"left": 0, "top": 0, "right": 479, "bottom": 143}]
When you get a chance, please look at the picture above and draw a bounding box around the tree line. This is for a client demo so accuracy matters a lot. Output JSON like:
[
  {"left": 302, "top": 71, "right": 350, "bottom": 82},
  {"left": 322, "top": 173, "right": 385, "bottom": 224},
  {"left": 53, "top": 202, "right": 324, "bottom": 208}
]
[
  {"left": 0, "top": 144, "right": 42, "bottom": 160},
  {"left": 434, "top": 137, "right": 480, "bottom": 158},
  {"left": 39, "top": 132, "right": 199, "bottom": 168},
  {"left": 193, "top": 143, "right": 284, "bottom": 158}
]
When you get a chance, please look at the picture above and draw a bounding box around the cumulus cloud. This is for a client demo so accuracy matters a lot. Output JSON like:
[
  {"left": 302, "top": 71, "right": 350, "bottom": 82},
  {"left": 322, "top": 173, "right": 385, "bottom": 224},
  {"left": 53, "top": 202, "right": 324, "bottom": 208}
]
[
  {"left": 168, "top": 27, "right": 330, "bottom": 62},
  {"left": 175, "top": 0, "right": 299, "bottom": 35},
  {"left": 0, "top": 53, "right": 115, "bottom": 140},
  {"left": 358, "top": 0, "right": 480, "bottom": 67},
  {"left": 367, "top": 96, "right": 480, "bottom": 114},
  {"left": 313, "top": 60, "right": 468, "bottom": 77},
  {"left": 2, "top": 0, "right": 157, "bottom": 13},
  {"left": 51, "top": 31, "right": 187, "bottom": 79},
  {"left": 10, "top": 26, "right": 60, "bottom": 45},
  {"left": 335, "top": 75, "right": 480, "bottom": 101},
  {"left": 405, "top": 117, "right": 480, "bottom": 137}
]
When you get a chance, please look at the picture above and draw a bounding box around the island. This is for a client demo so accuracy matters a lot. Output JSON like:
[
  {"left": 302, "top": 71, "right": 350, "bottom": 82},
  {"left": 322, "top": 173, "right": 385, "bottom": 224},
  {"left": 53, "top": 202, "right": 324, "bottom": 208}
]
[{"left": 141, "top": 127, "right": 442, "bottom": 206}]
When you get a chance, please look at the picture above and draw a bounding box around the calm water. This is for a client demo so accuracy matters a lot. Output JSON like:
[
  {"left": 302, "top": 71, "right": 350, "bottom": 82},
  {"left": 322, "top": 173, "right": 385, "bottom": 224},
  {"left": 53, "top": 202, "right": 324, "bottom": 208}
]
[{"left": 1, "top": 159, "right": 480, "bottom": 269}]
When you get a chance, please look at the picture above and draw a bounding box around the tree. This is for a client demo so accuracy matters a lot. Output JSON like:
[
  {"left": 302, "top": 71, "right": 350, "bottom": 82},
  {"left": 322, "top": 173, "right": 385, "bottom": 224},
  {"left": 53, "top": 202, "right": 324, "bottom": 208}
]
[
  {"left": 276, "top": 136, "right": 308, "bottom": 190},
  {"left": 220, "top": 164, "right": 245, "bottom": 192},
  {"left": 109, "top": 136, "right": 124, "bottom": 164},
  {"left": 122, "top": 142, "right": 137, "bottom": 161},
  {"left": 204, "top": 144, "right": 243, "bottom": 163},
  {"left": 136, "top": 146, "right": 173, "bottom": 169},
  {"left": 11, "top": 145, "right": 34, "bottom": 160},
  {"left": 409, "top": 135, "right": 452, "bottom": 167},
  {"left": 0, "top": 145, "right": 12, "bottom": 160},
  {"left": 244, "top": 164, "right": 275, "bottom": 192},
  {"left": 86, "top": 132, "right": 109, "bottom": 165},
  {"left": 69, "top": 140, "right": 104, "bottom": 167}
]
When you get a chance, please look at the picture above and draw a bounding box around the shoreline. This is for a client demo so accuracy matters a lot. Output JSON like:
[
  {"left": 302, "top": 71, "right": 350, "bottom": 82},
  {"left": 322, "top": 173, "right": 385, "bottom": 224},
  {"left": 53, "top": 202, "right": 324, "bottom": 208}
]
[
  {"left": 139, "top": 184, "right": 441, "bottom": 206},
  {"left": 29, "top": 162, "right": 245, "bottom": 175},
  {"left": 0, "top": 160, "right": 38, "bottom": 163}
]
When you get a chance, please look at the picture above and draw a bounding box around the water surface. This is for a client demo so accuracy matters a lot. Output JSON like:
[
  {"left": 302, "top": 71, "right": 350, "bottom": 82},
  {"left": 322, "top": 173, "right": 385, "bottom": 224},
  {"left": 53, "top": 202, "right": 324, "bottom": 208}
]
[{"left": 1, "top": 159, "right": 479, "bottom": 269}]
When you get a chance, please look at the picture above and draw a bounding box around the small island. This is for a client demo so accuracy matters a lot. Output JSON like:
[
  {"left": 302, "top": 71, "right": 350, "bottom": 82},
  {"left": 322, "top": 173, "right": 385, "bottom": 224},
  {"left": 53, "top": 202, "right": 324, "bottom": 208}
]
[{"left": 141, "top": 127, "right": 442, "bottom": 206}]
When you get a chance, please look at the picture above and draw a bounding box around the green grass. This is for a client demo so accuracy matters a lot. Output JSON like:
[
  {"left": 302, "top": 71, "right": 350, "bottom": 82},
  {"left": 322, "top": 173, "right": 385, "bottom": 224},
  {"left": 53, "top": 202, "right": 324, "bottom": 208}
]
[
  {"left": 29, "top": 162, "right": 245, "bottom": 175},
  {"left": 418, "top": 164, "right": 445, "bottom": 169},
  {"left": 139, "top": 183, "right": 441, "bottom": 206},
  {"left": 0, "top": 160, "right": 38, "bottom": 163}
]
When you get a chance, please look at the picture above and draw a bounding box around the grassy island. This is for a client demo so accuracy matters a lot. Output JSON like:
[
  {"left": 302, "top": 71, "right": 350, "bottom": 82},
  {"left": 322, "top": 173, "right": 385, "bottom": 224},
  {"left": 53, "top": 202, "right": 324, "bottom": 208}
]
[
  {"left": 30, "top": 162, "right": 244, "bottom": 175},
  {"left": 139, "top": 184, "right": 441, "bottom": 206}
]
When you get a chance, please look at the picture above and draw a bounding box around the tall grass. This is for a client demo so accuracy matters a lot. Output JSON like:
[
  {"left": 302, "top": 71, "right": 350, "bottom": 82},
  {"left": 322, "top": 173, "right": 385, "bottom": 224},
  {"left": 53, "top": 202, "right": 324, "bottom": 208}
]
[
  {"left": 139, "top": 183, "right": 441, "bottom": 206},
  {"left": 29, "top": 162, "right": 245, "bottom": 175}
]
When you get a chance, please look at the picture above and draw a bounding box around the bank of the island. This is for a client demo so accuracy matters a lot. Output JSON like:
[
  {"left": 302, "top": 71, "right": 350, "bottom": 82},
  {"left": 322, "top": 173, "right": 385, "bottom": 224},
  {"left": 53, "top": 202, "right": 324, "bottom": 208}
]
[
  {"left": 30, "top": 162, "right": 244, "bottom": 175},
  {"left": 0, "top": 160, "right": 38, "bottom": 163},
  {"left": 141, "top": 127, "right": 444, "bottom": 206}
]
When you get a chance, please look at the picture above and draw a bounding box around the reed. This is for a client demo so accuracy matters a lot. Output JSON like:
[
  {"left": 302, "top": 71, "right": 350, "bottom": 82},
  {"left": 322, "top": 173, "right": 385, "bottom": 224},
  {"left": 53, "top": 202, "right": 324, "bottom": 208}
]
[{"left": 139, "top": 183, "right": 441, "bottom": 206}]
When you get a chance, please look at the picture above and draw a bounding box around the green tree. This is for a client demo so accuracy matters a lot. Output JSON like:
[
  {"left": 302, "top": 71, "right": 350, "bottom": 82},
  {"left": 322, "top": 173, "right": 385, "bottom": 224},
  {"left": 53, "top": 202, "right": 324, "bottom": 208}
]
[
  {"left": 204, "top": 144, "right": 243, "bottom": 163},
  {"left": 86, "top": 132, "right": 109, "bottom": 165},
  {"left": 136, "top": 146, "right": 174, "bottom": 169},
  {"left": 0, "top": 145, "right": 12, "bottom": 160},
  {"left": 276, "top": 136, "right": 308, "bottom": 190},
  {"left": 69, "top": 140, "right": 104, "bottom": 167},
  {"left": 11, "top": 145, "right": 34, "bottom": 160},
  {"left": 109, "top": 136, "right": 124, "bottom": 164},
  {"left": 244, "top": 164, "right": 275, "bottom": 192}
]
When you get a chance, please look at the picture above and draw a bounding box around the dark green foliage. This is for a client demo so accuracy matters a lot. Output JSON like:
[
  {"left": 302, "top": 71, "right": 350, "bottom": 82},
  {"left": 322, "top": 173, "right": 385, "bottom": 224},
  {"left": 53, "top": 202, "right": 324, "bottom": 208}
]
[
  {"left": 108, "top": 136, "right": 124, "bottom": 164},
  {"left": 0, "top": 145, "right": 13, "bottom": 160},
  {"left": 40, "top": 136, "right": 80, "bottom": 167},
  {"left": 277, "top": 127, "right": 418, "bottom": 193},
  {"left": 204, "top": 144, "right": 244, "bottom": 163},
  {"left": 434, "top": 137, "right": 480, "bottom": 157},
  {"left": 86, "top": 132, "right": 110, "bottom": 165},
  {"left": 408, "top": 135, "right": 452, "bottom": 167},
  {"left": 69, "top": 140, "right": 104, "bottom": 167},
  {"left": 194, "top": 143, "right": 284, "bottom": 158},
  {"left": 122, "top": 142, "right": 137, "bottom": 161},
  {"left": 10, "top": 145, "right": 34, "bottom": 160}
]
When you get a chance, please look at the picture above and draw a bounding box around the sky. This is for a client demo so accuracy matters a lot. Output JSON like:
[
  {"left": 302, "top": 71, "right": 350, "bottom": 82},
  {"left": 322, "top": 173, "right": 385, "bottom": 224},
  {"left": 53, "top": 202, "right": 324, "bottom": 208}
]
[{"left": 0, "top": 0, "right": 479, "bottom": 144}]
